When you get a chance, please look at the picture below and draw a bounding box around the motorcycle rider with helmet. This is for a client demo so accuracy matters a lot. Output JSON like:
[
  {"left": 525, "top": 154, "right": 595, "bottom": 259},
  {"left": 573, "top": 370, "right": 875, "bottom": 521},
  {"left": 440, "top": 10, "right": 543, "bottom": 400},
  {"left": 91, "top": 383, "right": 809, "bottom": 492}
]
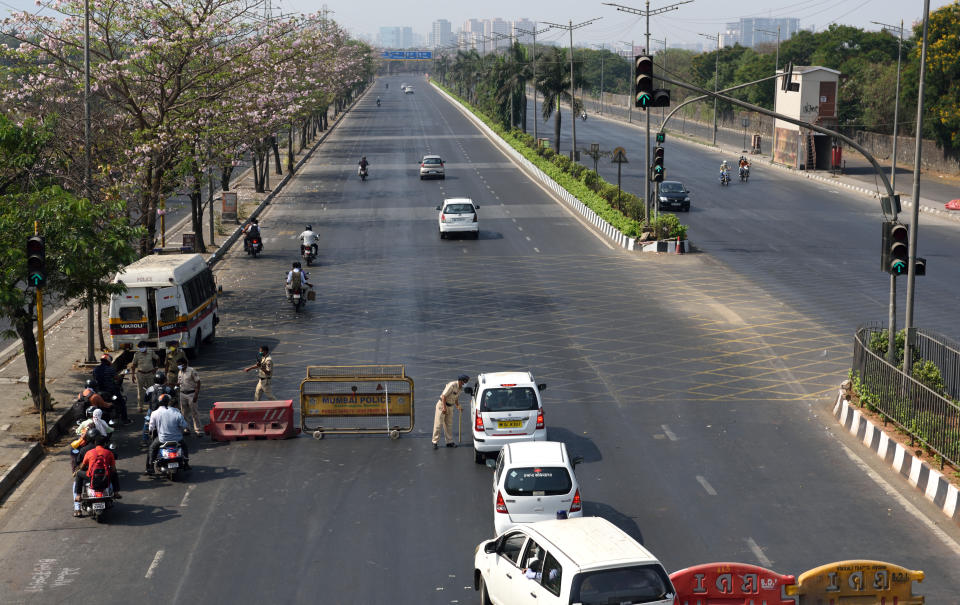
[
  {"left": 243, "top": 218, "right": 261, "bottom": 253},
  {"left": 358, "top": 156, "right": 369, "bottom": 178},
  {"left": 146, "top": 393, "right": 189, "bottom": 474},
  {"left": 73, "top": 433, "right": 120, "bottom": 517},
  {"left": 285, "top": 261, "right": 313, "bottom": 302},
  {"left": 738, "top": 155, "right": 750, "bottom": 178}
]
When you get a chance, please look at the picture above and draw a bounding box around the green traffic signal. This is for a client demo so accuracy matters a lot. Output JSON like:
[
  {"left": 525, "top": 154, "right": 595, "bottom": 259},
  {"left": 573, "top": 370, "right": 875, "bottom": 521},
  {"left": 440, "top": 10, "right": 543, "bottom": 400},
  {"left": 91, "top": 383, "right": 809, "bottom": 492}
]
[
  {"left": 652, "top": 146, "right": 665, "bottom": 182},
  {"left": 636, "top": 92, "right": 651, "bottom": 108},
  {"left": 634, "top": 55, "right": 653, "bottom": 110},
  {"left": 656, "top": 132, "right": 665, "bottom": 143},
  {"left": 26, "top": 235, "right": 47, "bottom": 288}
]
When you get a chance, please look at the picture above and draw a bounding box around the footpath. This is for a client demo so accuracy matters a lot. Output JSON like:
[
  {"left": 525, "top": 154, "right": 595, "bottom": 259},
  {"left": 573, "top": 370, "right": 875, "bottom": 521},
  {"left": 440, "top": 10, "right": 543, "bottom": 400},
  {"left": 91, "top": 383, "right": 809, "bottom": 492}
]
[
  {"left": 0, "top": 95, "right": 363, "bottom": 504},
  {"left": 578, "top": 94, "right": 960, "bottom": 223}
]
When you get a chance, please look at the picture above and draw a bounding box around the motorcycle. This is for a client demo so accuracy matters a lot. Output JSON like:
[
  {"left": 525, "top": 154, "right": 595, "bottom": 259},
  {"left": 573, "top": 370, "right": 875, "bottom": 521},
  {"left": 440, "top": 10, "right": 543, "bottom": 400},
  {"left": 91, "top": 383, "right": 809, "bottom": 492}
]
[
  {"left": 720, "top": 170, "right": 731, "bottom": 186},
  {"left": 358, "top": 166, "right": 368, "bottom": 181},
  {"left": 301, "top": 244, "right": 316, "bottom": 267},
  {"left": 244, "top": 235, "right": 263, "bottom": 257},
  {"left": 581, "top": 112, "right": 587, "bottom": 122},
  {"left": 739, "top": 165, "right": 750, "bottom": 182},
  {"left": 290, "top": 286, "right": 307, "bottom": 312},
  {"left": 152, "top": 440, "right": 187, "bottom": 481},
  {"left": 376, "top": 98, "right": 381, "bottom": 107}
]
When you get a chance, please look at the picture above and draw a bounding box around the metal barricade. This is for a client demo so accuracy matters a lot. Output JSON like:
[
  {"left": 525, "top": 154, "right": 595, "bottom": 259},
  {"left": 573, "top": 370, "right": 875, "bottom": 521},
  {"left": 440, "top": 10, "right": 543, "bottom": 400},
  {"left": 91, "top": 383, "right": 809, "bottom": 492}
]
[{"left": 299, "top": 365, "right": 414, "bottom": 438}]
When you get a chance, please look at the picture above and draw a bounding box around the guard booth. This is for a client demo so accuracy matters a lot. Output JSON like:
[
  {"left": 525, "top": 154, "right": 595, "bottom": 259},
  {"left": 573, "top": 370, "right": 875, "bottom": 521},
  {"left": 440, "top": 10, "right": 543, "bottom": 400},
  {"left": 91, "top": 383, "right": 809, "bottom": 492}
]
[
  {"left": 785, "top": 560, "right": 924, "bottom": 604},
  {"left": 773, "top": 65, "right": 841, "bottom": 170},
  {"left": 300, "top": 365, "right": 414, "bottom": 438}
]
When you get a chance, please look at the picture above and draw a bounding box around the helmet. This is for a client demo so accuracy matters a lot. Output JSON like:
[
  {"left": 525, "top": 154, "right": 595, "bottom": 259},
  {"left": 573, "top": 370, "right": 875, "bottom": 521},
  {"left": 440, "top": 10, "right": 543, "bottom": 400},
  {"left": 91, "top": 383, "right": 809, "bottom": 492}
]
[
  {"left": 362, "top": 156, "right": 366, "bottom": 160},
  {"left": 305, "top": 225, "right": 312, "bottom": 231},
  {"left": 100, "top": 353, "right": 112, "bottom": 363},
  {"left": 293, "top": 261, "right": 302, "bottom": 269},
  {"left": 251, "top": 218, "right": 258, "bottom": 225},
  {"left": 154, "top": 371, "right": 166, "bottom": 385},
  {"left": 85, "top": 379, "right": 96, "bottom": 389},
  {"left": 156, "top": 393, "right": 171, "bottom": 407}
]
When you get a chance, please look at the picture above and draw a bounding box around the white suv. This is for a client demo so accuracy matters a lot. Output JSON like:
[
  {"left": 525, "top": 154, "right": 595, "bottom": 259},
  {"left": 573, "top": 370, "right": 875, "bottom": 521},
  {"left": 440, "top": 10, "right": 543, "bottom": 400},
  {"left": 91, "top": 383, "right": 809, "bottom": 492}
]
[
  {"left": 437, "top": 197, "right": 479, "bottom": 239},
  {"left": 468, "top": 371, "right": 547, "bottom": 464},
  {"left": 491, "top": 441, "right": 583, "bottom": 535},
  {"left": 474, "top": 517, "right": 676, "bottom": 605}
]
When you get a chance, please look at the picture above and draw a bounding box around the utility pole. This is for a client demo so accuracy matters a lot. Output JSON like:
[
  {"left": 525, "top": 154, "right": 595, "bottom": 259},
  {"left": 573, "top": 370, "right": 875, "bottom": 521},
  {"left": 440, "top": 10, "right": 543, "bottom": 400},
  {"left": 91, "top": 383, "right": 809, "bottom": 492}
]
[
  {"left": 756, "top": 26, "right": 780, "bottom": 156},
  {"left": 83, "top": 0, "right": 95, "bottom": 364},
  {"left": 516, "top": 24, "right": 551, "bottom": 143},
  {"left": 543, "top": 18, "right": 602, "bottom": 162},
  {"left": 620, "top": 40, "right": 634, "bottom": 124},
  {"left": 604, "top": 0, "right": 691, "bottom": 226},
  {"left": 872, "top": 19, "right": 904, "bottom": 362},
  {"left": 902, "top": 0, "right": 931, "bottom": 376},
  {"left": 699, "top": 32, "right": 720, "bottom": 146}
]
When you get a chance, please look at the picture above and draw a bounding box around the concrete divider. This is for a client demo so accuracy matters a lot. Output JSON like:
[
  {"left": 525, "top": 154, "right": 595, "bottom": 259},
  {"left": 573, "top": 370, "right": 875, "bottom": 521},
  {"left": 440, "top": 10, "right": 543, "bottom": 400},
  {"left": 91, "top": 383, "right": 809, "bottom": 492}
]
[{"left": 205, "top": 400, "right": 297, "bottom": 441}]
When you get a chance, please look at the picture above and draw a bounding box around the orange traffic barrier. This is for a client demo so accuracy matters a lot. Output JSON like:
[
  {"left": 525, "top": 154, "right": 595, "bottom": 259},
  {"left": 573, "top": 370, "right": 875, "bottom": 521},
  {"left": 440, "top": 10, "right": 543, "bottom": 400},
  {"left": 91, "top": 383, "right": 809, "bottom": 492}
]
[{"left": 205, "top": 400, "right": 297, "bottom": 441}]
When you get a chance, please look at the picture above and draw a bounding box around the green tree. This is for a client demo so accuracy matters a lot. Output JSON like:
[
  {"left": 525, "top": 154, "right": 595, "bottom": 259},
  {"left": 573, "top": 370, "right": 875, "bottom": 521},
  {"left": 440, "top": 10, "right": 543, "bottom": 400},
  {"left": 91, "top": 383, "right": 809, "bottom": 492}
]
[
  {"left": 0, "top": 113, "right": 143, "bottom": 412},
  {"left": 918, "top": 1, "right": 960, "bottom": 161},
  {"left": 536, "top": 46, "right": 582, "bottom": 154}
]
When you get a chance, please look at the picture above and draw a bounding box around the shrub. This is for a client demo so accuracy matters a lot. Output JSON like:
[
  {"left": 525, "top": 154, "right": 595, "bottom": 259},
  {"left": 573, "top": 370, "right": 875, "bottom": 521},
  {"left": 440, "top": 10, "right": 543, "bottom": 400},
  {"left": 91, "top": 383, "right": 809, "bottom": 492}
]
[
  {"left": 581, "top": 169, "right": 600, "bottom": 192},
  {"left": 653, "top": 213, "right": 681, "bottom": 240},
  {"left": 569, "top": 163, "right": 586, "bottom": 179},
  {"left": 912, "top": 360, "right": 946, "bottom": 395},
  {"left": 541, "top": 147, "right": 555, "bottom": 159},
  {"left": 553, "top": 153, "right": 572, "bottom": 172}
]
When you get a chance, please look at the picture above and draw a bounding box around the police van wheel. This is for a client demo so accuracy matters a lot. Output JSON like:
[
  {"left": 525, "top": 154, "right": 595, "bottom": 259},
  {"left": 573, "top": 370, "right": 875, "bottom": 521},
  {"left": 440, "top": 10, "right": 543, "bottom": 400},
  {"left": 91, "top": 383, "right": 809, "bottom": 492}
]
[
  {"left": 204, "top": 325, "right": 216, "bottom": 344},
  {"left": 186, "top": 330, "right": 201, "bottom": 359}
]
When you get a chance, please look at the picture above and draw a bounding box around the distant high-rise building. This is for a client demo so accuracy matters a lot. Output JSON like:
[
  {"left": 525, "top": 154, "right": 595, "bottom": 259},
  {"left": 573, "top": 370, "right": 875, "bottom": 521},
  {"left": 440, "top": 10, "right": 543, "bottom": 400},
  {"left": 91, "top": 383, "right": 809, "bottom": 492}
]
[
  {"left": 491, "top": 18, "right": 511, "bottom": 49},
  {"left": 724, "top": 17, "right": 800, "bottom": 48},
  {"left": 513, "top": 18, "right": 535, "bottom": 43},
  {"left": 379, "top": 26, "right": 414, "bottom": 48},
  {"left": 430, "top": 19, "right": 453, "bottom": 48}
]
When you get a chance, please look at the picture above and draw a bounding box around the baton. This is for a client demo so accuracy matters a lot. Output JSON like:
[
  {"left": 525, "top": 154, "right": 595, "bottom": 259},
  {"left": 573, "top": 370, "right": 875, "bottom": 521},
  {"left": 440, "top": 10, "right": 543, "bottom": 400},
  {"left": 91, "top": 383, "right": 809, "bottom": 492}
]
[{"left": 458, "top": 406, "right": 461, "bottom": 445}]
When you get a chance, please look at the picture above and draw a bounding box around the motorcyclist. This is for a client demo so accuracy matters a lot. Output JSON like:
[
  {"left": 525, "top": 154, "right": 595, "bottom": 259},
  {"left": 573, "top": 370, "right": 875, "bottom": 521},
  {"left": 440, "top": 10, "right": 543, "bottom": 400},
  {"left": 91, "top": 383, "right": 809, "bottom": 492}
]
[
  {"left": 92, "top": 353, "right": 130, "bottom": 425},
  {"left": 72, "top": 406, "right": 112, "bottom": 470},
  {"left": 74, "top": 380, "right": 97, "bottom": 416},
  {"left": 243, "top": 218, "right": 261, "bottom": 252},
  {"left": 285, "top": 261, "right": 313, "bottom": 301},
  {"left": 376, "top": 97, "right": 381, "bottom": 106},
  {"left": 720, "top": 160, "right": 730, "bottom": 182},
  {"left": 142, "top": 371, "right": 172, "bottom": 445},
  {"left": 581, "top": 111, "right": 587, "bottom": 121},
  {"left": 73, "top": 434, "right": 120, "bottom": 517},
  {"left": 146, "top": 393, "right": 190, "bottom": 474},
  {"left": 358, "top": 156, "right": 369, "bottom": 177},
  {"left": 385, "top": 83, "right": 389, "bottom": 89},
  {"left": 299, "top": 225, "right": 319, "bottom": 258},
  {"left": 738, "top": 155, "right": 750, "bottom": 177}
]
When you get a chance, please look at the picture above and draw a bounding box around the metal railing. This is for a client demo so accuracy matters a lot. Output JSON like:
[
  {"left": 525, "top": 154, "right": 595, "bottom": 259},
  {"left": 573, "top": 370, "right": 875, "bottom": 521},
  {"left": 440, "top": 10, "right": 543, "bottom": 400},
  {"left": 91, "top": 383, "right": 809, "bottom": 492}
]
[
  {"left": 913, "top": 328, "right": 960, "bottom": 400},
  {"left": 852, "top": 323, "right": 960, "bottom": 468}
]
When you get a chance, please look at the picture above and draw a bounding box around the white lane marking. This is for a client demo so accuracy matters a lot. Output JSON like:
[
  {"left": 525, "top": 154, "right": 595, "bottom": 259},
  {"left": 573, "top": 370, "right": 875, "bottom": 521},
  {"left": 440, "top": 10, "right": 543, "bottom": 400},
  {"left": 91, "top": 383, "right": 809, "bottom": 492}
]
[
  {"left": 525, "top": 236, "right": 531, "bottom": 241},
  {"left": 837, "top": 441, "right": 960, "bottom": 556},
  {"left": 533, "top": 247, "right": 540, "bottom": 253},
  {"left": 661, "top": 424, "right": 678, "bottom": 441},
  {"left": 696, "top": 475, "right": 717, "bottom": 496},
  {"left": 145, "top": 550, "right": 165, "bottom": 579},
  {"left": 746, "top": 537, "right": 772, "bottom": 568},
  {"left": 180, "top": 485, "right": 195, "bottom": 507},
  {"left": 511, "top": 218, "right": 517, "bottom": 222},
  {"left": 517, "top": 226, "right": 524, "bottom": 232}
]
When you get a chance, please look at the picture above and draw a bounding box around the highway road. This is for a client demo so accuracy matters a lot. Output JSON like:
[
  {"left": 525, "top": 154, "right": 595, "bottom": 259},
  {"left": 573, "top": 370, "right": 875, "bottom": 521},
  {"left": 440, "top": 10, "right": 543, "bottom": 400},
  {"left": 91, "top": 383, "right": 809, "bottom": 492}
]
[{"left": 1, "top": 75, "right": 959, "bottom": 603}]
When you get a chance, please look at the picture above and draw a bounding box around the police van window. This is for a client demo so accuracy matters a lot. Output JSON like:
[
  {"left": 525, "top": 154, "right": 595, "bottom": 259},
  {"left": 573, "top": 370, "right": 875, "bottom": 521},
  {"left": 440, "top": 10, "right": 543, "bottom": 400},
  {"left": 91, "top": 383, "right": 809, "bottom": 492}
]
[
  {"left": 498, "top": 532, "right": 527, "bottom": 566},
  {"left": 540, "top": 552, "right": 562, "bottom": 596},
  {"left": 572, "top": 564, "right": 672, "bottom": 605},
  {"left": 119, "top": 307, "right": 143, "bottom": 321},
  {"left": 159, "top": 304, "right": 179, "bottom": 324},
  {"left": 480, "top": 387, "right": 538, "bottom": 412},
  {"left": 504, "top": 467, "right": 572, "bottom": 497}
]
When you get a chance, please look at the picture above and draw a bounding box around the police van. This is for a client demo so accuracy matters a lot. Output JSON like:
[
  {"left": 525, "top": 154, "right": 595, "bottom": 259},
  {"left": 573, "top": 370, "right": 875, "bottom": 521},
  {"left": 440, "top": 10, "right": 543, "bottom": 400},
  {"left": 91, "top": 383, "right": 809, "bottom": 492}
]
[{"left": 108, "top": 254, "right": 219, "bottom": 355}]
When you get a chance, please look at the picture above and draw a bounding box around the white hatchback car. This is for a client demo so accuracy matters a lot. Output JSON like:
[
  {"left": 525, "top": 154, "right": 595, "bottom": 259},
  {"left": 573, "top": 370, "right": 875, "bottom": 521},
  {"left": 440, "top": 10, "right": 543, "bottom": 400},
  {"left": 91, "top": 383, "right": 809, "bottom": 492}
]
[
  {"left": 419, "top": 154, "right": 445, "bottom": 180},
  {"left": 491, "top": 441, "right": 583, "bottom": 535},
  {"left": 437, "top": 197, "right": 479, "bottom": 239},
  {"left": 474, "top": 517, "right": 676, "bottom": 605},
  {"left": 468, "top": 371, "right": 547, "bottom": 463}
]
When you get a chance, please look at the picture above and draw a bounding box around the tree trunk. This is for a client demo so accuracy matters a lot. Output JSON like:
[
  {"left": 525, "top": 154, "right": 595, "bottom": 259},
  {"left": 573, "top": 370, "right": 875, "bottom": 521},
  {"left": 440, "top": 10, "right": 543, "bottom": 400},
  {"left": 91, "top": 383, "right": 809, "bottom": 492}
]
[
  {"left": 252, "top": 148, "right": 262, "bottom": 193},
  {"left": 97, "top": 301, "right": 105, "bottom": 351},
  {"left": 272, "top": 136, "right": 282, "bottom": 175},
  {"left": 553, "top": 108, "right": 561, "bottom": 154},
  {"left": 190, "top": 167, "right": 206, "bottom": 251},
  {"left": 260, "top": 137, "right": 270, "bottom": 191},
  {"left": 221, "top": 164, "right": 233, "bottom": 191},
  {"left": 300, "top": 119, "right": 308, "bottom": 149},
  {"left": 287, "top": 125, "right": 295, "bottom": 174},
  {"left": 14, "top": 308, "right": 51, "bottom": 412}
]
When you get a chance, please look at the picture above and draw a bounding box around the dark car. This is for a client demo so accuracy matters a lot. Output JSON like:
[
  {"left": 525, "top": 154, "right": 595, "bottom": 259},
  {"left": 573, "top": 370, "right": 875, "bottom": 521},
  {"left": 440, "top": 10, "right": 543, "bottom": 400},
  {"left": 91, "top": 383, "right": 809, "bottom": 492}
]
[{"left": 657, "top": 180, "right": 690, "bottom": 212}]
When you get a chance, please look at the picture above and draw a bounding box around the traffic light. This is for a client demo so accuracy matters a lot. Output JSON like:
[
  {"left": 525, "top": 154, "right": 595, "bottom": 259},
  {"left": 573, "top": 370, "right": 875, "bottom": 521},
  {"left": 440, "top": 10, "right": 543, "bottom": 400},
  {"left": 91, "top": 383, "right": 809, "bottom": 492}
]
[
  {"left": 635, "top": 55, "right": 653, "bottom": 109},
  {"left": 656, "top": 132, "right": 665, "bottom": 144},
  {"left": 915, "top": 257, "right": 926, "bottom": 276},
  {"left": 881, "top": 221, "right": 909, "bottom": 275},
  {"left": 26, "top": 235, "right": 47, "bottom": 288},
  {"left": 652, "top": 146, "right": 664, "bottom": 182},
  {"left": 650, "top": 89, "right": 671, "bottom": 107}
]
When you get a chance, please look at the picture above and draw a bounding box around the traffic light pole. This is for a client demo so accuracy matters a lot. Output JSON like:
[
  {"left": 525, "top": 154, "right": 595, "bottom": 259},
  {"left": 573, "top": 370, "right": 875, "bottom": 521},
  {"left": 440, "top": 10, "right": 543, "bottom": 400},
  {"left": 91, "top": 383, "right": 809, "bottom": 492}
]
[{"left": 35, "top": 286, "right": 47, "bottom": 442}]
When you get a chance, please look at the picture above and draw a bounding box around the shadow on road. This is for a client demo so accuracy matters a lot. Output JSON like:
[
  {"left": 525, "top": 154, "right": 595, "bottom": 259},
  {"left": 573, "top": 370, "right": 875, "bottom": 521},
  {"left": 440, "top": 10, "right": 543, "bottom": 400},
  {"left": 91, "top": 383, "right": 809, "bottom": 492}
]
[
  {"left": 581, "top": 500, "right": 646, "bottom": 545},
  {"left": 546, "top": 427, "right": 602, "bottom": 464}
]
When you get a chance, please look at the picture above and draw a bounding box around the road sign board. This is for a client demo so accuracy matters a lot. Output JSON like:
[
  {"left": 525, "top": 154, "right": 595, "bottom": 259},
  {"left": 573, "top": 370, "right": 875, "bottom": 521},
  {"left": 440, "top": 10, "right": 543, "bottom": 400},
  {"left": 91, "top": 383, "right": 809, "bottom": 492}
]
[
  {"left": 611, "top": 147, "right": 628, "bottom": 163},
  {"left": 380, "top": 50, "right": 433, "bottom": 60}
]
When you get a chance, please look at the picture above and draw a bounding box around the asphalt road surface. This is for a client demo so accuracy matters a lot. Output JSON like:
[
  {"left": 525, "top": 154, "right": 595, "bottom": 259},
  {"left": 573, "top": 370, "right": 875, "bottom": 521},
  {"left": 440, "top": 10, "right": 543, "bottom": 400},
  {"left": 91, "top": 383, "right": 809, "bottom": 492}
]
[{"left": 1, "top": 76, "right": 959, "bottom": 604}]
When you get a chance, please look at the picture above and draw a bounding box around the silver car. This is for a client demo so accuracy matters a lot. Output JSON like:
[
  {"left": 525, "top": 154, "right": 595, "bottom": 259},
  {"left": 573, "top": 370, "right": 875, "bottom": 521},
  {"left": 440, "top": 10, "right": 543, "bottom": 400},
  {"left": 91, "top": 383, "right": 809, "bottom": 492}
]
[{"left": 419, "top": 155, "right": 445, "bottom": 180}]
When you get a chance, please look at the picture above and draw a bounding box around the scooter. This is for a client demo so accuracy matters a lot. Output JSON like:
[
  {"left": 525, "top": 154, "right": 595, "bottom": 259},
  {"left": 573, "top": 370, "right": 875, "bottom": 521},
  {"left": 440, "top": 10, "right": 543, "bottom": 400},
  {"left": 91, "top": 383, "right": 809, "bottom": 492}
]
[
  {"left": 581, "top": 112, "right": 587, "bottom": 122},
  {"left": 301, "top": 244, "right": 317, "bottom": 267},
  {"left": 739, "top": 166, "right": 750, "bottom": 182},
  {"left": 376, "top": 98, "right": 381, "bottom": 107},
  {"left": 359, "top": 166, "right": 368, "bottom": 181},
  {"left": 720, "top": 171, "right": 731, "bottom": 186},
  {"left": 152, "top": 441, "right": 187, "bottom": 481},
  {"left": 79, "top": 477, "right": 116, "bottom": 523},
  {"left": 290, "top": 286, "right": 307, "bottom": 312}
]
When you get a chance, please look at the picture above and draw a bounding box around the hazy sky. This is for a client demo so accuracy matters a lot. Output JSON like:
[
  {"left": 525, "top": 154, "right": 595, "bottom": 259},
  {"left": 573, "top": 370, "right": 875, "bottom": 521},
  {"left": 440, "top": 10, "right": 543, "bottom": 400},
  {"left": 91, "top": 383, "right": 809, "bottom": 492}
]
[{"left": 1, "top": 0, "right": 952, "bottom": 48}]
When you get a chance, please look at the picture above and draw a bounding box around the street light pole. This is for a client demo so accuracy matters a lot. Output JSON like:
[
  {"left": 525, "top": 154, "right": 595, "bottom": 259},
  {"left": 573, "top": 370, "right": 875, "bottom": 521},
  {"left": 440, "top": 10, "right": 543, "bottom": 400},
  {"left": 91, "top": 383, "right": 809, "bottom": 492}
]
[
  {"left": 651, "top": 36, "right": 666, "bottom": 124},
  {"left": 699, "top": 32, "right": 720, "bottom": 146},
  {"left": 83, "top": 0, "right": 95, "bottom": 364},
  {"left": 605, "top": 1, "right": 692, "bottom": 226},
  {"left": 756, "top": 26, "right": 780, "bottom": 157},
  {"left": 902, "top": 0, "right": 931, "bottom": 376},
  {"left": 543, "top": 18, "right": 603, "bottom": 162},
  {"left": 516, "top": 24, "right": 551, "bottom": 144},
  {"left": 620, "top": 40, "right": 634, "bottom": 124},
  {"left": 872, "top": 19, "right": 905, "bottom": 363}
]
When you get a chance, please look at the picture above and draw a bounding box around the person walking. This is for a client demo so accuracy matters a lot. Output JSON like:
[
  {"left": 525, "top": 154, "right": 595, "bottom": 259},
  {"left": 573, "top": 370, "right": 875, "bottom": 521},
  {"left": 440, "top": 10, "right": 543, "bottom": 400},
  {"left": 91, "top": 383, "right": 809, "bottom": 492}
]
[
  {"left": 244, "top": 345, "right": 275, "bottom": 400},
  {"left": 131, "top": 341, "right": 160, "bottom": 413},
  {"left": 177, "top": 358, "right": 203, "bottom": 436},
  {"left": 164, "top": 341, "right": 188, "bottom": 386},
  {"left": 432, "top": 374, "right": 469, "bottom": 450}
]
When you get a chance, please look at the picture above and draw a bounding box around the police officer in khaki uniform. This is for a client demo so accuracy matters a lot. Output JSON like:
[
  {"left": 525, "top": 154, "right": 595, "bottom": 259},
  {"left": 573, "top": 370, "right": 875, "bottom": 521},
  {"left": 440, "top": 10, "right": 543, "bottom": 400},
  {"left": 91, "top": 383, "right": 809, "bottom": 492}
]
[
  {"left": 131, "top": 341, "right": 160, "bottom": 413},
  {"left": 244, "top": 345, "right": 275, "bottom": 400},
  {"left": 164, "top": 341, "right": 188, "bottom": 386},
  {"left": 432, "top": 374, "right": 469, "bottom": 450},
  {"left": 177, "top": 358, "right": 203, "bottom": 436}
]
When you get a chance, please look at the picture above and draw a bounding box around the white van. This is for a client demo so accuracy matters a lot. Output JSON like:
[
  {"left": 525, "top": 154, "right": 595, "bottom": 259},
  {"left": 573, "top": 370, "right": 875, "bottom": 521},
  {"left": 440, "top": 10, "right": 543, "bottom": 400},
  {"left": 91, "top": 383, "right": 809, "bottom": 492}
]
[
  {"left": 108, "top": 254, "right": 218, "bottom": 354},
  {"left": 474, "top": 517, "right": 675, "bottom": 605}
]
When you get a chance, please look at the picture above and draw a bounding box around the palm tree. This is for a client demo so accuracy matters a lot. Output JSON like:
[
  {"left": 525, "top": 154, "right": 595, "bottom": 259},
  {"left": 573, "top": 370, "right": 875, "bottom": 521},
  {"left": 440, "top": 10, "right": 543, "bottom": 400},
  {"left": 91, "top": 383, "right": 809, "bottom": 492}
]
[
  {"left": 493, "top": 41, "right": 532, "bottom": 132},
  {"left": 536, "top": 47, "right": 583, "bottom": 153},
  {"left": 451, "top": 49, "right": 482, "bottom": 102}
]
